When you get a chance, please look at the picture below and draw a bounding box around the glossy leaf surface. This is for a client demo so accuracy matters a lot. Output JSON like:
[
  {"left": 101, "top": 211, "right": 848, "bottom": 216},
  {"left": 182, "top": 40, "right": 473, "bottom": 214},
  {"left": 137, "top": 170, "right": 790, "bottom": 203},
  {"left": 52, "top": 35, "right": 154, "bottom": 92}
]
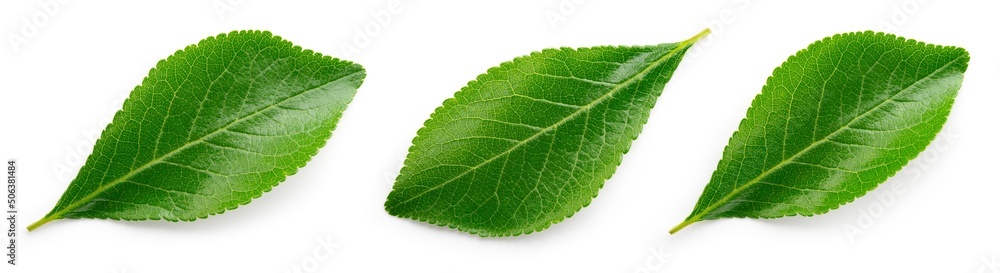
[
  {"left": 671, "top": 31, "right": 969, "bottom": 234},
  {"left": 385, "top": 30, "right": 709, "bottom": 236},
  {"left": 30, "top": 30, "right": 365, "bottom": 231}
]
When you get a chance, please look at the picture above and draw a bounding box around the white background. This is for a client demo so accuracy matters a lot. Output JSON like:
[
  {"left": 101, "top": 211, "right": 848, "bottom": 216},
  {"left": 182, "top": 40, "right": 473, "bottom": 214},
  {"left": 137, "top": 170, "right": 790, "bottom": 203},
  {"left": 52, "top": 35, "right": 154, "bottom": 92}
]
[{"left": 2, "top": 0, "right": 999, "bottom": 272}]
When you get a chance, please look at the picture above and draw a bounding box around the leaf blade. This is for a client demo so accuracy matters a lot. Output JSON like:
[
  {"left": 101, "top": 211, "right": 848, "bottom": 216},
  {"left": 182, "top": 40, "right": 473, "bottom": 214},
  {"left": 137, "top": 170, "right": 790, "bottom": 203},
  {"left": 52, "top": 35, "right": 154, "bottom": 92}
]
[
  {"left": 385, "top": 29, "right": 708, "bottom": 237},
  {"left": 671, "top": 31, "right": 968, "bottom": 234},
  {"left": 30, "top": 30, "right": 365, "bottom": 231}
]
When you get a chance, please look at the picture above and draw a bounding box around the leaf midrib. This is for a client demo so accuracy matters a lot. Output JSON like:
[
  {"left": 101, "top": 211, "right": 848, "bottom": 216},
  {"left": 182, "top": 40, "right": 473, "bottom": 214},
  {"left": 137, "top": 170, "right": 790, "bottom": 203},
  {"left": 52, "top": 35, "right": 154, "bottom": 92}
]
[
  {"left": 44, "top": 70, "right": 363, "bottom": 221},
  {"left": 389, "top": 38, "right": 700, "bottom": 210},
  {"left": 684, "top": 55, "right": 964, "bottom": 224}
]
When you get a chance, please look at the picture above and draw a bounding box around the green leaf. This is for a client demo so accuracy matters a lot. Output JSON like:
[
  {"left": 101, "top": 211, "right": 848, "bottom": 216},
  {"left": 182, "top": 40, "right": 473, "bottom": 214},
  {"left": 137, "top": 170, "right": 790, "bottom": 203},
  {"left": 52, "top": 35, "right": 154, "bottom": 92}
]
[
  {"left": 385, "top": 29, "right": 710, "bottom": 237},
  {"left": 670, "top": 31, "right": 969, "bottom": 234},
  {"left": 29, "top": 30, "right": 365, "bottom": 231}
]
